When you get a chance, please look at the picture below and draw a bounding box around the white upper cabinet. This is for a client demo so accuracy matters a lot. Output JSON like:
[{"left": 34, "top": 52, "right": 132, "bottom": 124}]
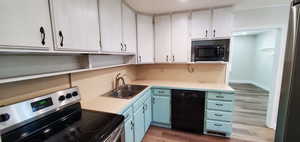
[
  {"left": 0, "top": 0, "right": 53, "bottom": 51},
  {"left": 137, "top": 14, "right": 154, "bottom": 63},
  {"left": 99, "top": 0, "right": 123, "bottom": 52},
  {"left": 51, "top": 0, "right": 100, "bottom": 52},
  {"left": 212, "top": 7, "right": 233, "bottom": 38},
  {"left": 191, "top": 10, "right": 211, "bottom": 39},
  {"left": 172, "top": 13, "right": 189, "bottom": 63},
  {"left": 122, "top": 4, "right": 137, "bottom": 53},
  {"left": 154, "top": 15, "right": 172, "bottom": 63}
]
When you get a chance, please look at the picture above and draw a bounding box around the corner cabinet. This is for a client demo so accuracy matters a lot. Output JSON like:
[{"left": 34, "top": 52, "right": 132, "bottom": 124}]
[
  {"left": 50, "top": 0, "right": 100, "bottom": 52},
  {"left": 0, "top": 0, "right": 53, "bottom": 51},
  {"left": 137, "top": 14, "right": 154, "bottom": 63},
  {"left": 99, "top": 0, "right": 123, "bottom": 53},
  {"left": 121, "top": 89, "right": 152, "bottom": 142},
  {"left": 122, "top": 4, "right": 137, "bottom": 53}
]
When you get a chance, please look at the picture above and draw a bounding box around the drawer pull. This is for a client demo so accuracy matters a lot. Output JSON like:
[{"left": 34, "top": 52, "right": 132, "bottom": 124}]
[
  {"left": 214, "top": 114, "right": 223, "bottom": 117},
  {"left": 158, "top": 91, "right": 164, "bottom": 93},
  {"left": 216, "top": 103, "right": 223, "bottom": 106},
  {"left": 216, "top": 96, "right": 224, "bottom": 98},
  {"left": 214, "top": 124, "right": 223, "bottom": 127}
]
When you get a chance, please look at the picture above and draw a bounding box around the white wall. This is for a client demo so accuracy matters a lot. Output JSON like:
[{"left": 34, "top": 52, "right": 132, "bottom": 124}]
[
  {"left": 229, "top": 36, "right": 256, "bottom": 83},
  {"left": 253, "top": 31, "right": 277, "bottom": 91}
]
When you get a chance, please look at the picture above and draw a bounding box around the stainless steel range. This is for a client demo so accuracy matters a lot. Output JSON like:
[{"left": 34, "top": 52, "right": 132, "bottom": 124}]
[{"left": 0, "top": 87, "right": 125, "bottom": 142}]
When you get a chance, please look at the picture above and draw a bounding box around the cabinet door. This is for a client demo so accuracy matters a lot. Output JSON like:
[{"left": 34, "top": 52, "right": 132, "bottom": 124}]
[
  {"left": 144, "top": 97, "right": 152, "bottom": 131},
  {"left": 124, "top": 119, "right": 134, "bottom": 142},
  {"left": 51, "top": 0, "right": 100, "bottom": 52},
  {"left": 212, "top": 7, "right": 233, "bottom": 38},
  {"left": 0, "top": 0, "right": 53, "bottom": 50},
  {"left": 152, "top": 96, "right": 171, "bottom": 124},
  {"left": 122, "top": 4, "right": 137, "bottom": 53},
  {"left": 137, "top": 14, "right": 154, "bottom": 63},
  {"left": 191, "top": 10, "right": 211, "bottom": 39},
  {"left": 154, "top": 15, "right": 171, "bottom": 63},
  {"left": 134, "top": 106, "right": 145, "bottom": 142},
  {"left": 99, "top": 0, "right": 123, "bottom": 52},
  {"left": 172, "top": 13, "right": 189, "bottom": 63}
]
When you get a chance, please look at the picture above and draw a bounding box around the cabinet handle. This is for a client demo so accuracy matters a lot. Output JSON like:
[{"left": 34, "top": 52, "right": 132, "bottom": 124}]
[
  {"left": 139, "top": 56, "right": 142, "bottom": 62},
  {"left": 166, "top": 55, "right": 169, "bottom": 62},
  {"left": 121, "top": 43, "right": 124, "bottom": 51},
  {"left": 40, "top": 26, "right": 46, "bottom": 45},
  {"left": 124, "top": 44, "right": 127, "bottom": 51},
  {"left": 216, "top": 95, "right": 224, "bottom": 98},
  {"left": 172, "top": 55, "right": 175, "bottom": 62},
  {"left": 214, "top": 124, "right": 223, "bottom": 127},
  {"left": 131, "top": 121, "right": 134, "bottom": 130},
  {"left": 216, "top": 103, "right": 223, "bottom": 106},
  {"left": 213, "top": 29, "right": 216, "bottom": 37},
  {"left": 205, "top": 30, "right": 208, "bottom": 38},
  {"left": 58, "top": 30, "right": 64, "bottom": 47},
  {"left": 214, "top": 114, "right": 223, "bottom": 117}
]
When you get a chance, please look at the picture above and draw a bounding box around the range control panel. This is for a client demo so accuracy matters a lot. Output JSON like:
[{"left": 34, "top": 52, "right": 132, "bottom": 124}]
[{"left": 0, "top": 87, "right": 80, "bottom": 133}]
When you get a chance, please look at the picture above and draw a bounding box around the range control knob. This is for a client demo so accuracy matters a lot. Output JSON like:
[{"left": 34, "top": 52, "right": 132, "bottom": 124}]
[
  {"left": 58, "top": 96, "right": 66, "bottom": 101},
  {"left": 0, "top": 113, "right": 10, "bottom": 122},
  {"left": 66, "top": 93, "right": 72, "bottom": 99},
  {"left": 72, "top": 92, "right": 78, "bottom": 97}
]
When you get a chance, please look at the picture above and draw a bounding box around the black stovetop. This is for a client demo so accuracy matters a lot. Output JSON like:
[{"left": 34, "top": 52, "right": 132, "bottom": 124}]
[{"left": 2, "top": 103, "right": 124, "bottom": 142}]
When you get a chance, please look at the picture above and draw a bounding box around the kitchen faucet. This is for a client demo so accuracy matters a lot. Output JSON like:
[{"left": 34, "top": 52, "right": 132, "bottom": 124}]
[{"left": 115, "top": 73, "right": 126, "bottom": 90}]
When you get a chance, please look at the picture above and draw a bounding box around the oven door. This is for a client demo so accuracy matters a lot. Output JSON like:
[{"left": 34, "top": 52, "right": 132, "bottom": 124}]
[
  {"left": 104, "top": 123, "right": 125, "bottom": 142},
  {"left": 192, "top": 46, "right": 225, "bottom": 61}
]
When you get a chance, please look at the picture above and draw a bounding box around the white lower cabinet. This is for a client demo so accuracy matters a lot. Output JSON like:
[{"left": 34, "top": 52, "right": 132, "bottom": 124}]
[{"left": 0, "top": 0, "right": 53, "bottom": 51}]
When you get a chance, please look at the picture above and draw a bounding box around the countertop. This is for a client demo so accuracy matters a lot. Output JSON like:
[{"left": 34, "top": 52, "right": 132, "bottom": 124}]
[{"left": 82, "top": 80, "right": 234, "bottom": 114}]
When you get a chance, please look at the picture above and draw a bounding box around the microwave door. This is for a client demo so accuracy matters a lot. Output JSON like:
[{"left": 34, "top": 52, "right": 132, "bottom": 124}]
[{"left": 195, "top": 47, "right": 220, "bottom": 61}]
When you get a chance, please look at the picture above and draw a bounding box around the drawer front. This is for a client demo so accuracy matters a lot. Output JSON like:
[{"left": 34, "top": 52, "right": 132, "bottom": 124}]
[
  {"left": 122, "top": 107, "right": 133, "bottom": 121},
  {"left": 206, "top": 110, "right": 232, "bottom": 122},
  {"left": 206, "top": 120, "right": 232, "bottom": 133},
  {"left": 207, "top": 100, "right": 233, "bottom": 111},
  {"left": 153, "top": 89, "right": 171, "bottom": 96},
  {"left": 207, "top": 92, "right": 234, "bottom": 101}
]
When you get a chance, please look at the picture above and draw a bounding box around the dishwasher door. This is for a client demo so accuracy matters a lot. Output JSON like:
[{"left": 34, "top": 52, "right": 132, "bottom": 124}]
[{"left": 171, "top": 90, "right": 205, "bottom": 134}]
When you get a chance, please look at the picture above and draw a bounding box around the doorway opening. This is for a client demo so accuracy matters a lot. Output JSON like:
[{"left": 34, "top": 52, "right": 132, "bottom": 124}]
[{"left": 229, "top": 28, "right": 282, "bottom": 142}]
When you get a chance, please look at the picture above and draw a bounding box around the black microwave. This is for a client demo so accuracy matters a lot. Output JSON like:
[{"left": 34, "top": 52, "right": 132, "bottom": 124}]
[{"left": 191, "top": 39, "right": 230, "bottom": 62}]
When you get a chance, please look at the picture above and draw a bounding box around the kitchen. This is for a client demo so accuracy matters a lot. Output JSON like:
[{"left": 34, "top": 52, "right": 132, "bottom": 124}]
[{"left": 0, "top": 0, "right": 294, "bottom": 142}]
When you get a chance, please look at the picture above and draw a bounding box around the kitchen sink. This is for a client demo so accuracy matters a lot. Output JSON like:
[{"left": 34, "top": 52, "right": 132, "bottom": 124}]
[{"left": 103, "top": 84, "right": 148, "bottom": 99}]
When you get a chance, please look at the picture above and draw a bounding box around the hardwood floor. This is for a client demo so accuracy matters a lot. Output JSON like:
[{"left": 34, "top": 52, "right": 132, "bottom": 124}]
[
  {"left": 142, "top": 83, "right": 275, "bottom": 142},
  {"left": 230, "top": 83, "right": 269, "bottom": 126}
]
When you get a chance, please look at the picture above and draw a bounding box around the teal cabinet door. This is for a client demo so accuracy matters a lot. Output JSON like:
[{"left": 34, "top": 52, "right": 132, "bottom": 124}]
[
  {"left": 144, "top": 97, "right": 152, "bottom": 131},
  {"left": 124, "top": 119, "right": 134, "bottom": 142},
  {"left": 134, "top": 106, "right": 145, "bottom": 142},
  {"left": 152, "top": 96, "right": 171, "bottom": 124}
]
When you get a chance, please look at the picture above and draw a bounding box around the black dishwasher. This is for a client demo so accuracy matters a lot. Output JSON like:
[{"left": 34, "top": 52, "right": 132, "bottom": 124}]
[{"left": 171, "top": 89, "right": 205, "bottom": 134}]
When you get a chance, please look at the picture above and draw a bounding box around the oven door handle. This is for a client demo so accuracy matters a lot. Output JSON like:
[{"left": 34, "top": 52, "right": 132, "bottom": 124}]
[{"left": 109, "top": 123, "right": 125, "bottom": 142}]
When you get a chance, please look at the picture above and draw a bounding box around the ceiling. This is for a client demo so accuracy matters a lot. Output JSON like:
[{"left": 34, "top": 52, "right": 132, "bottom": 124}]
[{"left": 125, "top": 0, "right": 289, "bottom": 14}]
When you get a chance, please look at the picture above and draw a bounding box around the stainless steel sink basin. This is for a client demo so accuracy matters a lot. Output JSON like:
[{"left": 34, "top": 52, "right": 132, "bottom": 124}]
[{"left": 103, "top": 85, "right": 148, "bottom": 99}]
